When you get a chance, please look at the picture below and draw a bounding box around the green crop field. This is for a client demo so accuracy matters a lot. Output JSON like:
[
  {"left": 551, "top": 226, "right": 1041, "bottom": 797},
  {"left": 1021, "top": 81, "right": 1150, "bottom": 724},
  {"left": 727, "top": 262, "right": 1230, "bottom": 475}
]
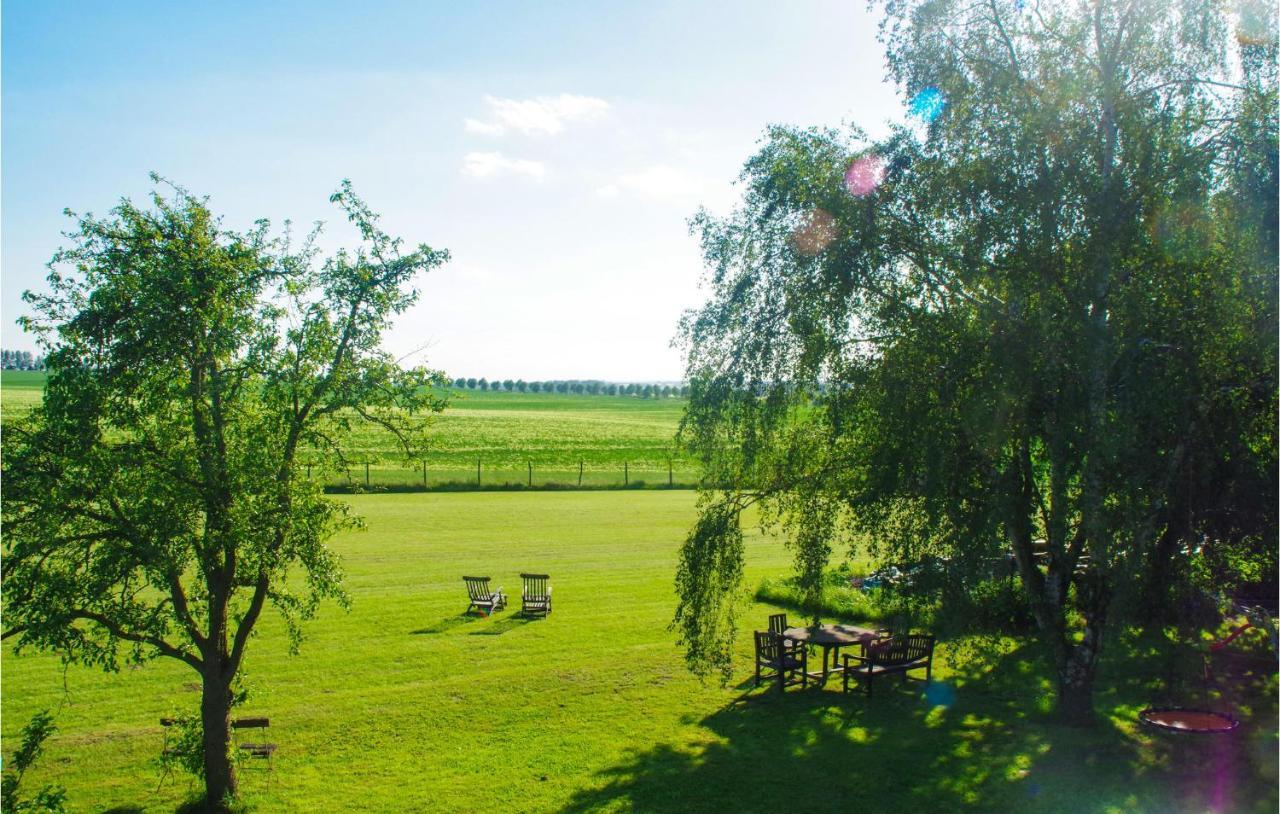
[
  {"left": 2, "top": 491, "right": 1274, "bottom": 813},
  {"left": 0, "top": 372, "right": 698, "bottom": 489}
]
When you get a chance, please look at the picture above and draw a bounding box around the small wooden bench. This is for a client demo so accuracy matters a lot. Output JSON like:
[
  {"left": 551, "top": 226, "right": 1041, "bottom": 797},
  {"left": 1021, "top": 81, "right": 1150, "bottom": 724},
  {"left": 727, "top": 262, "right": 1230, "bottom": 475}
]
[{"left": 842, "top": 634, "right": 935, "bottom": 697}]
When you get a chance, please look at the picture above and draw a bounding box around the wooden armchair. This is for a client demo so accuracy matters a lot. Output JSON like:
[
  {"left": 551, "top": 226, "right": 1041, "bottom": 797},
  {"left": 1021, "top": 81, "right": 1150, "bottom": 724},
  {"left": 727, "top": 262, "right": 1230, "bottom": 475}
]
[
  {"left": 769, "top": 612, "right": 805, "bottom": 659},
  {"left": 463, "top": 576, "right": 506, "bottom": 616},
  {"left": 754, "top": 630, "right": 807, "bottom": 691},
  {"left": 842, "top": 633, "right": 935, "bottom": 697},
  {"left": 520, "top": 573, "right": 552, "bottom": 617}
]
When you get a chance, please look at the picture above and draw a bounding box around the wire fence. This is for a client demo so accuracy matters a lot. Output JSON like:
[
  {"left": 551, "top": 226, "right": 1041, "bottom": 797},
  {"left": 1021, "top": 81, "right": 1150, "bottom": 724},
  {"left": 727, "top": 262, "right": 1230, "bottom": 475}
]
[{"left": 310, "top": 459, "right": 704, "bottom": 492}]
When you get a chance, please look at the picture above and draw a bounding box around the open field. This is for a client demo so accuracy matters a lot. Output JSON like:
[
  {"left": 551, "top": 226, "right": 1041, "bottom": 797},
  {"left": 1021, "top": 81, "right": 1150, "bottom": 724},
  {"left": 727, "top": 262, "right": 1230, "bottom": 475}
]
[
  {"left": 2, "top": 491, "right": 1275, "bottom": 813},
  {"left": 0, "top": 372, "right": 698, "bottom": 488}
]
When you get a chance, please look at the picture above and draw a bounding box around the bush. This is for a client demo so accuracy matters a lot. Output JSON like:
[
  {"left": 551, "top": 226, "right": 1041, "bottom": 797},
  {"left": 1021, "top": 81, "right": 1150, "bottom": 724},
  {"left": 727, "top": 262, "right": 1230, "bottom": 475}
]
[
  {"left": 756, "top": 560, "right": 1036, "bottom": 637},
  {"left": 755, "top": 572, "right": 881, "bottom": 623}
]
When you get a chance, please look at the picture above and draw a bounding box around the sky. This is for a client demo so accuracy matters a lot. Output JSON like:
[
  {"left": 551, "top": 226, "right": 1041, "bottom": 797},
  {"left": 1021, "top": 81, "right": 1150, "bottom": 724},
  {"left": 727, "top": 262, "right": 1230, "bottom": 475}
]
[{"left": 2, "top": 0, "right": 907, "bottom": 381}]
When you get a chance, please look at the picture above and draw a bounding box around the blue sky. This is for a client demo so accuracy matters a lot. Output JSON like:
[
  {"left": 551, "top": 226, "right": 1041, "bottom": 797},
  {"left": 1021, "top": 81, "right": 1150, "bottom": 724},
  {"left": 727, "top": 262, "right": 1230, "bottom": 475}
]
[{"left": 3, "top": 0, "right": 905, "bottom": 380}]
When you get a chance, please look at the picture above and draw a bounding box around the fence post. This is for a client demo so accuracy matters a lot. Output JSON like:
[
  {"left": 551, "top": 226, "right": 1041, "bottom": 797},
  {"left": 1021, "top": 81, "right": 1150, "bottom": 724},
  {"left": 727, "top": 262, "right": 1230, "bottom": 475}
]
[
  {"left": 477, "top": 458, "right": 481, "bottom": 486},
  {"left": 668, "top": 459, "right": 673, "bottom": 487},
  {"left": 423, "top": 460, "right": 427, "bottom": 488},
  {"left": 306, "top": 464, "right": 311, "bottom": 479},
  {"left": 624, "top": 461, "right": 628, "bottom": 486},
  {"left": 365, "top": 462, "right": 370, "bottom": 488},
  {"left": 528, "top": 461, "right": 532, "bottom": 487},
  {"left": 578, "top": 461, "right": 583, "bottom": 487}
]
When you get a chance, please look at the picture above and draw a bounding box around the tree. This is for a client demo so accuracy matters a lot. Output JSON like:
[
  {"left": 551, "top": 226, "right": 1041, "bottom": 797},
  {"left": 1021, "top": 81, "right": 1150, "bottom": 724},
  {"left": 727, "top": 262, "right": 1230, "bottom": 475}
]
[
  {"left": 674, "top": 0, "right": 1276, "bottom": 723},
  {"left": 1, "top": 179, "right": 450, "bottom": 804},
  {"left": 466, "top": 377, "right": 477, "bottom": 389},
  {"left": 529, "top": 381, "right": 542, "bottom": 393},
  {"left": 502, "top": 379, "right": 514, "bottom": 392},
  {"left": 452, "top": 377, "right": 466, "bottom": 389},
  {"left": 516, "top": 379, "right": 527, "bottom": 392},
  {"left": 478, "top": 377, "right": 488, "bottom": 391}
]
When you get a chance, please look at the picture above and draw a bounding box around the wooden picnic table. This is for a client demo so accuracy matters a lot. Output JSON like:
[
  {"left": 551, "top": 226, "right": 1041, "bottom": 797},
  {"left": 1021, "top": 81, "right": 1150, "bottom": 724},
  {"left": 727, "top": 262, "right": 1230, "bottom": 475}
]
[{"left": 784, "top": 624, "right": 882, "bottom": 686}]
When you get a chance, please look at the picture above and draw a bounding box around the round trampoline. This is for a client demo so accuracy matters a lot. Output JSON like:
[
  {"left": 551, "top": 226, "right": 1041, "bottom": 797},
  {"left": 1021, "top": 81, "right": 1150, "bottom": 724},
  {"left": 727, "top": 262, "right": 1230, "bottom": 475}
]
[{"left": 1139, "top": 707, "right": 1239, "bottom": 734}]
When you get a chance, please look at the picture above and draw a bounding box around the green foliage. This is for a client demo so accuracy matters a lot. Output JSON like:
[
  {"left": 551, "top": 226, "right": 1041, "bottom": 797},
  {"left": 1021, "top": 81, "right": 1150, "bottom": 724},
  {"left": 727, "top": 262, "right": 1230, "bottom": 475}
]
[
  {"left": 157, "top": 711, "right": 207, "bottom": 782},
  {"left": 676, "top": 0, "right": 1277, "bottom": 719},
  {"left": 1, "top": 710, "right": 66, "bottom": 814},
  {"left": 672, "top": 501, "right": 746, "bottom": 680}
]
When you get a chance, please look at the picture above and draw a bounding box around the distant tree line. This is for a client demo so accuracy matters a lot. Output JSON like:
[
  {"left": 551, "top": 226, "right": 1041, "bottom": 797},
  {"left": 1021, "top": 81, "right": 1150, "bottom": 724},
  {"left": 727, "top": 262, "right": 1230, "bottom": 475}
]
[
  {"left": 1, "top": 350, "right": 45, "bottom": 370},
  {"left": 451, "top": 377, "right": 689, "bottom": 398}
]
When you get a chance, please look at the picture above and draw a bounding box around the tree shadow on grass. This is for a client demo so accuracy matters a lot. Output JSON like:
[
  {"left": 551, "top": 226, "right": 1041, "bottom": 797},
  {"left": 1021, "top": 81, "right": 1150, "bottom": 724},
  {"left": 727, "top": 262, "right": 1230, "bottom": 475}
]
[
  {"left": 411, "top": 614, "right": 480, "bottom": 635},
  {"left": 558, "top": 637, "right": 1277, "bottom": 814}
]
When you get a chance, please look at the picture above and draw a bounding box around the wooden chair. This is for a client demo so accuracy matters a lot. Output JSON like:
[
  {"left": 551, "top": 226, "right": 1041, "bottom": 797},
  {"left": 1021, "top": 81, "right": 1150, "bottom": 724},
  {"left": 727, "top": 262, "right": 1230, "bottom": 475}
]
[
  {"left": 520, "top": 573, "right": 552, "bottom": 617},
  {"left": 769, "top": 612, "right": 805, "bottom": 659},
  {"left": 754, "top": 630, "right": 807, "bottom": 691},
  {"left": 842, "top": 633, "right": 935, "bottom": 697},
  {"left": 231, "top": 717, "right": 276, "bottom": 788},
  {"left": 463, "top": 576, "right": 506, "bottom": 616}
]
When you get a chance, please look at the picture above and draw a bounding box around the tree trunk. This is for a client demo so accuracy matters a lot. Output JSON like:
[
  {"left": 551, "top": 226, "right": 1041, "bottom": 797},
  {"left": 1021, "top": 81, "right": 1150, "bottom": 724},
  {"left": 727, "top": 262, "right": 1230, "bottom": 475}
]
[
  {"left": 1055, "top": 580, "right": 1109, "bottom": 726},
  {"left": 201, "top": 667, "right": 237, "bottom": 809},
  {"left": 1056, "top": 653, "right": 1097, "bottom": 725}
]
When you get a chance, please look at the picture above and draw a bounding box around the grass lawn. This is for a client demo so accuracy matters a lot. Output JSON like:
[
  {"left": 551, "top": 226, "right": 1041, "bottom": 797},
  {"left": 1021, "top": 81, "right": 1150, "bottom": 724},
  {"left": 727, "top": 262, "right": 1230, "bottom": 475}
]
[{"left": 2, "top": 491, "right": 1275, "bottom": 813}]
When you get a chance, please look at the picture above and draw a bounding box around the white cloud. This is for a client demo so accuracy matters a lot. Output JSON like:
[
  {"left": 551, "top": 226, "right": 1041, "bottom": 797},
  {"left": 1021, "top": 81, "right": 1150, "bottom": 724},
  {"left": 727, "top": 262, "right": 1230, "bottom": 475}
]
[
  {"left": 466, "top": 93, "right": 609, "bottom": 137},
  {"left": 461, "top": 151, "right": 547, "bottom": 181},
  {"left": 463, "top": 118, "right": 505, "bottom": 136},
  {"left": 613, "top": 165, "right": 709, "bottom": 203}
]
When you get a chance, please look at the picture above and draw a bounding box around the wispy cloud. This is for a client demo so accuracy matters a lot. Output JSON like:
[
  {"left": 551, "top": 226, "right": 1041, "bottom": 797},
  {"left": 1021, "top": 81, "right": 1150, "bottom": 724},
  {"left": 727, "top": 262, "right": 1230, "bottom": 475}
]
[
  {"left": 465, "top": 93, "right": 609, "bottom": 137},
  {"left": 462, "top": 151, "right": 547, "bottom": 181},
  {"left": 604, "top": 165, "right": 710, "bottom": 203}
]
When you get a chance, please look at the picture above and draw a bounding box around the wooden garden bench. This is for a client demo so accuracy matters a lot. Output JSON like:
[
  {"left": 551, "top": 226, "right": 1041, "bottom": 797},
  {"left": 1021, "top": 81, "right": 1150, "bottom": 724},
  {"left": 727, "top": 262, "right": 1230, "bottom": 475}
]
[
  {"left": 842, "top": 633, "right": 935, "bottom": 697},
  {"left": 463, "top": 576, "right": 507, "bottom": 616}
]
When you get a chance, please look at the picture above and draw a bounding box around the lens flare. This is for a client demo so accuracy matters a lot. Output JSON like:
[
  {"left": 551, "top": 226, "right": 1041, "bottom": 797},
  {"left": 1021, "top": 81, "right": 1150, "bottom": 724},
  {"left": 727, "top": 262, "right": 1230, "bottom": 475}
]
[
  {"left": 845, "top": 155, "right": 886, "bottom": 197},
  {"left": 924, "top": 680, "right": 956, "bottom": 708},
  {"left": 790, "top": 208, "right": 837, "bottom": 256},
  {"left": 909, "top": 86, "right": 946, "bottom": 123}
]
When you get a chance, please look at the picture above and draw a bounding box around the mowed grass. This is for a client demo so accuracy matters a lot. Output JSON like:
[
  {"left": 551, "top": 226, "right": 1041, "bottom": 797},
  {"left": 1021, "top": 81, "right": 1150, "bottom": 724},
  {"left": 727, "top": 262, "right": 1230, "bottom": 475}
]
[
  {"left": 0, "top": 372, "right": 697, "bottom": 488},
  {"left": 3, "top": 491, "right": 1276, "bottom": 813}
]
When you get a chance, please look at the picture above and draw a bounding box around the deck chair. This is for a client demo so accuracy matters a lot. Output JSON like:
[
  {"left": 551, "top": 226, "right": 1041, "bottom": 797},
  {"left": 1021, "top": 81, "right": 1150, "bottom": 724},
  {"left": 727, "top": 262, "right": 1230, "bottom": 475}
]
[
  {"left": 463, "top": 576, "right": 506, "bottom": 616},
  {"left": 754, "top": 630, "right": 807, "bottom": 691},
  {"left": 520, "top": 573, "right": 552, "bottom": 617},
  {"left": 231, "top": 717, "right": 276, "bottom": 788}
]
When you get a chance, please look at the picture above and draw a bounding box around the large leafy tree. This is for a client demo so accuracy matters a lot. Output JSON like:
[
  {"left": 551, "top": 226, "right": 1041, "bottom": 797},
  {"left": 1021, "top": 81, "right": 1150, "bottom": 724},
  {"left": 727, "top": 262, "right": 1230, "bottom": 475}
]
[
  {"left": 674, "top": 0, "right": 1276, "bottom": 722},
  {"left": 2, "top": 179, "right": 449, "bottom": 804}
]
